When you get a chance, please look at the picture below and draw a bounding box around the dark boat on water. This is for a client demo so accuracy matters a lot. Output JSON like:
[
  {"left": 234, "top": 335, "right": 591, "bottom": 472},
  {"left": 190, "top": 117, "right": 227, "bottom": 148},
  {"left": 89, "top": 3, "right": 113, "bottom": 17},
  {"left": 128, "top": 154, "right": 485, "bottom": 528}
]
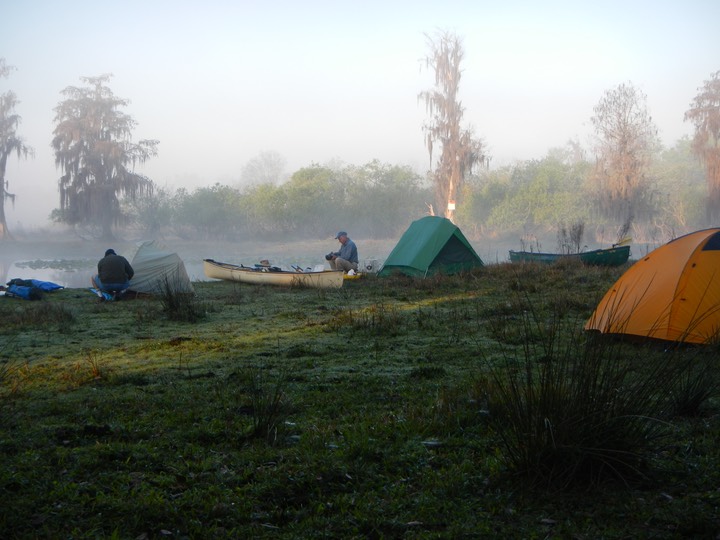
[{"left": 508, "top": 244, "right": 630, "bottom": 267}]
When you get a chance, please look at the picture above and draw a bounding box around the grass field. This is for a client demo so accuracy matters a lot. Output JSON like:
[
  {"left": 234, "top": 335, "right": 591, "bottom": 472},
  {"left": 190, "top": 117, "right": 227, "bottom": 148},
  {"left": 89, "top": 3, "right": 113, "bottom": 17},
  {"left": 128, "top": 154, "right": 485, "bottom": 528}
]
[{"left": 1, "top": 262, "right": 718, "bottom": 539}]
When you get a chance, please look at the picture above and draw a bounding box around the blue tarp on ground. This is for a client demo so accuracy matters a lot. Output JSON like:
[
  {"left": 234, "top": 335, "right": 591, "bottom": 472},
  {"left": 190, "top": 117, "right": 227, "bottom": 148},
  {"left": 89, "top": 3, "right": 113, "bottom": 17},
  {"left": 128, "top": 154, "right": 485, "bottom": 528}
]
[
  {"left": 6, "top": 278, "right": 64, "bottom": 291},
  {"left": 3, "top": 279, "right": 64, "bottom": 300},
  {"left": 89, "top": 288, "right": 115, "bottom": 301}
]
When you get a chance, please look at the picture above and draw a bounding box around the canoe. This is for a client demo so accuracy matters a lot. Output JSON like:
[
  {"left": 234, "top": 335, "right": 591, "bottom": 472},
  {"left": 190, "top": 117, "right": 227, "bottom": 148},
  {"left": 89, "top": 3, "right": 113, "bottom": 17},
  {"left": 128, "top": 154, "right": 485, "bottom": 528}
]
[
  {"left": 203, "top": 259, "right": 344, "bottom": 288},
  {"left": 508, "top": 245, "right": 630, "bottom": 267}
]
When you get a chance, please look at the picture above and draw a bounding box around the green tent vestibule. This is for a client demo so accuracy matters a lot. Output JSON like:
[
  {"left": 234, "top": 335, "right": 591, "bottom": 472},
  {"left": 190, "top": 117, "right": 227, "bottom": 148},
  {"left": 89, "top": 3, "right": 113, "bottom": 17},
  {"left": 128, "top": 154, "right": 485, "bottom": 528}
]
[{"left": 379, "top": 216, "right": 484, "bottom": 277}]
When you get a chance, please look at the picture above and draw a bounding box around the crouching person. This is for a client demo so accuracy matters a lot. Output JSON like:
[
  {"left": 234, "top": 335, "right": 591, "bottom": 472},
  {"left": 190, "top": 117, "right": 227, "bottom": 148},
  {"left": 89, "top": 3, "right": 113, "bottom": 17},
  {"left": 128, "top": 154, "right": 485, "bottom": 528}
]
[
  {"left": 91, "top": 248, "right": 134, "bottom": 300},
  {"left": 326, "top": 231, "right": 359, "bottom": 273}
]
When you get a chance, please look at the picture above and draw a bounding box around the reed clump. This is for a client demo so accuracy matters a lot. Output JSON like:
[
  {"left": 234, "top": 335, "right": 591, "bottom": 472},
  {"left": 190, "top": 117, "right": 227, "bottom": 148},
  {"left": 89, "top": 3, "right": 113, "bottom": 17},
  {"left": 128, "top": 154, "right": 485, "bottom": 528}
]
[{"left": 478, "top": 306, "right": 715, "bottom": 490}]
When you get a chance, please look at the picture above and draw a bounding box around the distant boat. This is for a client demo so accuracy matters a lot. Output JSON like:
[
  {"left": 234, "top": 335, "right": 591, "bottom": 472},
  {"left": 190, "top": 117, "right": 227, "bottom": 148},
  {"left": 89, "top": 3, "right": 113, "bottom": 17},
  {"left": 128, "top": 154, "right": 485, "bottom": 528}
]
[
  {"left": 203, "top": 259, "right": 344, "bottom": 288},
  {"left": 508, "top": 245, "right": 631, "bottom": 267}
]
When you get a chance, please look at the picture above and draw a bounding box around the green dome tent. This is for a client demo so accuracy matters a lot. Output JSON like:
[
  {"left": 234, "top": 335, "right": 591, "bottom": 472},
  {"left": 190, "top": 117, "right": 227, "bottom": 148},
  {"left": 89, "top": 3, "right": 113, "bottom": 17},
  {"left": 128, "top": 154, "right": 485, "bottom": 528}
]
[{"left": 379, "top": 216, "right": 483, "bottom": 277}]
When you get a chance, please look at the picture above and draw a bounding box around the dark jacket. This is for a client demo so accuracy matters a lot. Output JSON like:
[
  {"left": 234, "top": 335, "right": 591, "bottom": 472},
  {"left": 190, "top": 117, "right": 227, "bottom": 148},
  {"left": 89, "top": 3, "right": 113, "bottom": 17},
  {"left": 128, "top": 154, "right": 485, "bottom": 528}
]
[{"left": 98, "top": 254, "right": 134, "bottom": 284}]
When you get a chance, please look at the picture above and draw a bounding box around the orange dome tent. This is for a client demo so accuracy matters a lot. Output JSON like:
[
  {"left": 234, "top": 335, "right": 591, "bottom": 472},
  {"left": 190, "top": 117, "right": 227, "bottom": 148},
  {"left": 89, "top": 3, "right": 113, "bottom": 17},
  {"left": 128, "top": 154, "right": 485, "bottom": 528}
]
[{"left": 586, "top": 228, "right": 720, "bottom": 344}]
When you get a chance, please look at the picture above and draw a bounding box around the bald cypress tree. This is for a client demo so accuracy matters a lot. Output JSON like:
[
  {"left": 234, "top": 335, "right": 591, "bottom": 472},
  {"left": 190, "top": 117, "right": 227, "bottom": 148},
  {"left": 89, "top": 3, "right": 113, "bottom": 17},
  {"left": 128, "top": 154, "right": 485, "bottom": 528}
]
[
  {"left": 52, "top": 74, "right": 158, "bottom": 240},
  {"left": 685, "top": 70, "right": 720, "bottom": 223},
  {"left": 0, "top": 58, "right": 34, "bottom": 241},
  {"left": 590, "top": 82, "right": 658, "bottom": 222},
  {"left": 419, "top": 31, "right": 486, "bottom": 222}
]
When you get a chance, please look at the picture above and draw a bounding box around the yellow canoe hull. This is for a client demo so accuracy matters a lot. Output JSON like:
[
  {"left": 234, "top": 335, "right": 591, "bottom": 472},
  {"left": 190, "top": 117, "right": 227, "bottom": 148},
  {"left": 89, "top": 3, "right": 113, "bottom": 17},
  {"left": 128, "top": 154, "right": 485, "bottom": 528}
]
[{"left": 203, "top": 259, "right": 344, "bottom": 289}]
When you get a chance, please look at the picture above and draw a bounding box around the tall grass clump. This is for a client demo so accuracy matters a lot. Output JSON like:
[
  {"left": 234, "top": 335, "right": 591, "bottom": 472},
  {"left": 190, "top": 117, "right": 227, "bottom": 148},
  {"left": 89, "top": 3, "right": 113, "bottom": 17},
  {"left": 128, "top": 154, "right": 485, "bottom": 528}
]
[
  {"left": 667, "top": 351, "right": 717, "bottom": 417},
  {"left": 329, "top": 303, "right": 403, "bottom": 336},
  {"left": 557, "top": 220, "right": 585, "bottom": 254},
  {"left": 246, "top": 368, "right": 294, "bottom": 445},
  {"left": 480, "top": 306, "right": 688, "bottom": 490},
  {"left": 156, "top": 274, "right": 205, "bottom": 322}
]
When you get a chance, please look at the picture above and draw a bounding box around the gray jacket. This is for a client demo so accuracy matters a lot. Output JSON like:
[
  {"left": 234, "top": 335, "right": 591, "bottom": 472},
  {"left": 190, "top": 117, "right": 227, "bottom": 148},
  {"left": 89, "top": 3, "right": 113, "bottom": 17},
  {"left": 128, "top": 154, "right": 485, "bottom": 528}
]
[{"left": 334, "top": 238, "right": 358, "bottom": 263}]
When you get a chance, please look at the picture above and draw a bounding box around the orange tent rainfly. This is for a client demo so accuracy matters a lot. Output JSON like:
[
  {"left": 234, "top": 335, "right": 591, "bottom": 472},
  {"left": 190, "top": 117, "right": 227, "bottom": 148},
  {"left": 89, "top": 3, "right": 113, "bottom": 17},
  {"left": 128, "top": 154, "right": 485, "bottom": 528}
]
[{"left": 586, "top": 228, "right": 720, "bottom": 344}]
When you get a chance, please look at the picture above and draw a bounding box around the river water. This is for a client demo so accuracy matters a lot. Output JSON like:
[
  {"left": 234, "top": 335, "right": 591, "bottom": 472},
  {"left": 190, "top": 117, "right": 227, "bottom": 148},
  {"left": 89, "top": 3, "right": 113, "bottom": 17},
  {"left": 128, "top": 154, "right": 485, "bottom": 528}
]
[
  {"left": 0, "top": 237, "right": 396, "bottom": 288},
  {"left": 3, "top": 233, "right": 644, "bottom": 289},
  {"left": 1, "top": 235, "right": 522, "bottom": 289}
]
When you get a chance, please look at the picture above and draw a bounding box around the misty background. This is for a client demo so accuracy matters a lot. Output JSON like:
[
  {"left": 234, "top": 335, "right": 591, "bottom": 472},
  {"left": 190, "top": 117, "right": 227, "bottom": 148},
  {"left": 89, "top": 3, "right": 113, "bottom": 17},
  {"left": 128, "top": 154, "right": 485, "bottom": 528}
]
[{"left": 1, "top": 0, "right": 719, "bottom": 288}]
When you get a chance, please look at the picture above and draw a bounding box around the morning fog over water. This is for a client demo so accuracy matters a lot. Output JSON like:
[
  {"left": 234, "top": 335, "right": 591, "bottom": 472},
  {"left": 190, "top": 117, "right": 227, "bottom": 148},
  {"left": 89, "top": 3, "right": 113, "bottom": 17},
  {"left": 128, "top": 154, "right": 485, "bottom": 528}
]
[
  {"left": 0, "top": 237, "right": 406, "bottom": 289},
  {"left": 1, "top": 232, "right": 659, "bottom": 290}
]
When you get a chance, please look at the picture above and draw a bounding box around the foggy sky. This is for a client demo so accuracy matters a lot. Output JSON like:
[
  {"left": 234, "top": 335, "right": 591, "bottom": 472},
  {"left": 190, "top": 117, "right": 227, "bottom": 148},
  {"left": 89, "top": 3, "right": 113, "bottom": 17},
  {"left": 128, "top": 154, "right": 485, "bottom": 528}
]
[{"left": 3, "top": 0, "right": 719, "bottom": 229}]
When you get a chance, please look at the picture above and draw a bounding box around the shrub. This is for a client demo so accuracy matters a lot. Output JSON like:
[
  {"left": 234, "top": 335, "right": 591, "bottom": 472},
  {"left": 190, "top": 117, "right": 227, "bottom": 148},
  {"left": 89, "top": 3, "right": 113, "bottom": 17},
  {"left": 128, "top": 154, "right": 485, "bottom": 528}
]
[
  {"left": 156, "top": 274, "right": 205, "bottom": 322},
  {"left": 480, "top": 309, "right": 685, "bottom": 490}
]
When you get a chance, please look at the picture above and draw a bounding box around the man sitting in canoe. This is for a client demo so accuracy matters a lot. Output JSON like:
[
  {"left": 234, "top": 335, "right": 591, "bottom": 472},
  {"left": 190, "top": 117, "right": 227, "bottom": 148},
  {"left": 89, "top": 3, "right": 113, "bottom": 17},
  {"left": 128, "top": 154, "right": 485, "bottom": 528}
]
[{"left": 326, "top": 231, "right": 359, "bottom": 273}]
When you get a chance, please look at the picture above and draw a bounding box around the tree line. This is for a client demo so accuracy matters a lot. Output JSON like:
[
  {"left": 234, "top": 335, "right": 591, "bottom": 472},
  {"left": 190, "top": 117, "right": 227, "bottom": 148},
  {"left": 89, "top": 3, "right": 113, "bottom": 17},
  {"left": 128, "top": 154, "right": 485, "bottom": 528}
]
[
  {"left": 0, "top": 42, "right": 718, "bottom": 243},
  {"left": 117, "top": 136, "right": 704, "bottom": 244},
  {"left": 458, "top": 137, "right": 706, "bottom": 244},
  {"left": 126, "top": 161, "right": 430, "bottom": 241}
]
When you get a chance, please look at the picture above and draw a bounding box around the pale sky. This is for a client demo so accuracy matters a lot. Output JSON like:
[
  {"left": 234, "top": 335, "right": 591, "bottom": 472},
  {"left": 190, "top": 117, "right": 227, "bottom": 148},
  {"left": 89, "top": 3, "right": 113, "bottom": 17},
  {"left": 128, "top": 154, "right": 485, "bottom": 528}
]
[{"left": 2, "top": 0, "right": 718, "bottom": 228}]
